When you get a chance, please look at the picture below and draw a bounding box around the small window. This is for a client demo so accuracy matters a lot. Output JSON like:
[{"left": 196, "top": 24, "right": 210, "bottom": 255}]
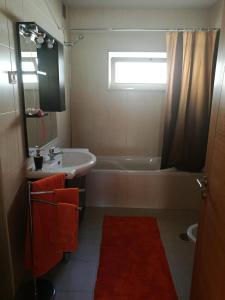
[
  {"left": 22, "top": 74, "right": 38, "bottom": 84},
  {"left": 21, "top": 51, "right": 38, "bottom": 85},
  {"left": 108, "top": 52, "right": 167, "bottom": 90},
  {"left": 22, "top": 61, "right": 36, "bottom": 72}
]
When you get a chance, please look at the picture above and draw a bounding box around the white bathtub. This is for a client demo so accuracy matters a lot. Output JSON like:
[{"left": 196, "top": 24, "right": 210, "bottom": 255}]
[
  {"left": 94, "top": 156, "right": 162, "bottom": 171},
  {"left": 86, "top": 156, "right": 202, "bottom": 210}
]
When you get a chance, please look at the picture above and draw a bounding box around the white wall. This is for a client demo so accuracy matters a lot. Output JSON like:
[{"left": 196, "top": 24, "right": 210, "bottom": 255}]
[
  {"left": 68, "top": 7, "right": 213, "bottom": 156},
  {"left": 0, "top": 1, "right": 71, "bottom": 298},
  {"left": 210, "top": 0, "right": 224, "bottom": 27},
  {"left": 69, "top": 7, "right": 211, "bottom": 29}
]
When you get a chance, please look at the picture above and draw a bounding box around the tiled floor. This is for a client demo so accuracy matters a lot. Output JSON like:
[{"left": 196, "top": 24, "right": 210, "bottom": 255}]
[{"left": 46, "top": 208, "right": 199, "bottom": 300}]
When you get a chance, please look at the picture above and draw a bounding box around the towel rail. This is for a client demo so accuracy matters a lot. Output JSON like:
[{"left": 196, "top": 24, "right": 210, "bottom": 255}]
[
  {"left": 27, "top": 180, "right": 83, "bottom": 299},
  {"left": 31, "top": 188, "right": 85, "bottom": 195},
  {"left": 31, "top": 198, "right": 82, "bottom": 210}
]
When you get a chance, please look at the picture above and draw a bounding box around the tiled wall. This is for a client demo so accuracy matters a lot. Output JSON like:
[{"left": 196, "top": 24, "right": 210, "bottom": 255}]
[
  {"left": 68, "top": 7, "right": 214, "bottom": 156},
  {"left": 71, "top": 31, "right": 167, "bottom": 157},
  {"left": 0, "top": 0, "right": 71, "bottom": 298},
  {"left": 210, "top": 0, "right": 224, "bottom": 27}
]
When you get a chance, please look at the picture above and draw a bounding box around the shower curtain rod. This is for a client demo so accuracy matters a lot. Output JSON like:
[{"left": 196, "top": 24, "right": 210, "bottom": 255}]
[{"left": 61, "top": 27, "right": 219, "bottom": 32}]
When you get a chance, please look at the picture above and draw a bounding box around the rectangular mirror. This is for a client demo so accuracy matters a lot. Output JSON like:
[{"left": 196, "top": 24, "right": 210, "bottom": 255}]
[{"left": 16, "top": 22, "right": 65, "bottom": 155}]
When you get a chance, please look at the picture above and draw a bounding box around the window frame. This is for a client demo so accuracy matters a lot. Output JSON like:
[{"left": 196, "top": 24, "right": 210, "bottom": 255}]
[
  {"left": 108, "top": 52, "right": 167, "bottom": 91},
  {"left": 21, "top": 52, "right": 39, "bottom": 89}
]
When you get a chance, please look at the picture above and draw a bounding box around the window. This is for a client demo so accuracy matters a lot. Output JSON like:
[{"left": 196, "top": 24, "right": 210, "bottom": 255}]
[
  {"left": 108, "top": 52, "right": 167, "bottom": 90},
  {"left": 22, "top": 61, "right": 36, "bottom": 72},
  {"left": 21, "top": 51, "right": 38, "bottom": 85}
]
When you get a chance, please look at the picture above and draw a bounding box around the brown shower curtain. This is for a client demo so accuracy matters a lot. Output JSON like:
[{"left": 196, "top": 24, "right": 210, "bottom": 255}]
[{"left": 161, "top": 30, "right": 219, "bottom": 171}]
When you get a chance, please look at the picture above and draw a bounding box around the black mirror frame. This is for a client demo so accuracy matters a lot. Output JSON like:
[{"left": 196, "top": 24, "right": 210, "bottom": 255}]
[{"left": 16, "top": 21, "right": 64, "bottom": 157}]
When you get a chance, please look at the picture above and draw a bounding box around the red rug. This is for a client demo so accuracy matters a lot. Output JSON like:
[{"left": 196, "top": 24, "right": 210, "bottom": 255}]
[{"left": 94, "top": 216, "right": 178, "bottom": 300}]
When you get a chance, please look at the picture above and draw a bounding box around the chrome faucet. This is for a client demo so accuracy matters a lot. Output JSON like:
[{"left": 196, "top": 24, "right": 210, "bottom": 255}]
[{"left": 48, "top": 147, "right": 63, "bottom": 161}]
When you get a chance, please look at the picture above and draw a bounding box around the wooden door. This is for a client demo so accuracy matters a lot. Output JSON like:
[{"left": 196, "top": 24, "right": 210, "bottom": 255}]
[{"left": 191, "top": 6, "right": 225, "bottom": 300}]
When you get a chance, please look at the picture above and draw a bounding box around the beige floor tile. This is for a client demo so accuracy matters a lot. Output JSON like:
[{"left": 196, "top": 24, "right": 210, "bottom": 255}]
[{"left": 45, "top": 207, "right": 197, "bottom": 300}]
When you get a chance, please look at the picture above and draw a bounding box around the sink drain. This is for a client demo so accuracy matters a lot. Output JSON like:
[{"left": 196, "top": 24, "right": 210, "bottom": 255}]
[{"left": 179, "top": 232, "right": 190, "bottom": 241}]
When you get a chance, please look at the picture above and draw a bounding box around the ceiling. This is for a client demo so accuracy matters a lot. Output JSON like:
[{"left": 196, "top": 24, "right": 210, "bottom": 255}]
[{"left": 62, "top": 0, "right": 219, "bottom": 9}]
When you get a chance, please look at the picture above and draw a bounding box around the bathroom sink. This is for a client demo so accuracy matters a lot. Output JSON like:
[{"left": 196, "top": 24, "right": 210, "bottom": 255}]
[{"left": 26, "top": 148, "right": 96, "bottom": 179}]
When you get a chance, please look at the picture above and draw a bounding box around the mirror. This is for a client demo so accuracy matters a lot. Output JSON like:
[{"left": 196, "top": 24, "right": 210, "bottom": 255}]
[
  {"left": 16, "top": 22, "right": 65, "bottom": 155},
  {"left": 21, "top": 37, "right": 57, "bottom": 148}
]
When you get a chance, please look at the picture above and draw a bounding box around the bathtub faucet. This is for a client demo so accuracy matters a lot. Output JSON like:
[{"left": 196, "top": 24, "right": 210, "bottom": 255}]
[{"left": 48, "top": 147, "right": 63, "bottom": 160}]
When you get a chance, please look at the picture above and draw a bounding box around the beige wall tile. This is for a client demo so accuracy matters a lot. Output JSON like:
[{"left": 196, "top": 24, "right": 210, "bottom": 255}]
[
  {"left": 7, "top": 20, "right": 17, "bottom": 50},
  {"left": 0, "top": 45, "right": 15, "bottom": 113},
  {"left": 0, "top": 0, "right": 5, "bottom": 9},
  {"left": 0, "top": 3, "right": 10, "bottom": 48},
  {"left": 5, "top": 0, "right": 23, "bottom": 20},
  {"left": 9, "top": 49, "right": 20, "bottom": 111},
  {"left": 70, "top": 31, "right": 166, "bottom": 156},
  {"left": 0, "top": 111, "right": 26, "bottom": 295},
  {"left": 0, "top": 195, "right": 14, "bottom": 299},
  {"left": 126, "top": 91, "right": 165, "bottom": 156},
  {"left": 0, "top": 112, "right": 25, "bottom": 213},
  {"left": 0, "top": 1, "right": 71, "bottom": 297},
  {"left": 4, "top": 1, "right": 23, "bottom": 49}
]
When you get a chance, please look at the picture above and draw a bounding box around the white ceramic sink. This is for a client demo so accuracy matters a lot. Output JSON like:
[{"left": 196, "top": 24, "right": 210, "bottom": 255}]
[{"left": 27, "top": 148, "right": 96, "bottom": 179}]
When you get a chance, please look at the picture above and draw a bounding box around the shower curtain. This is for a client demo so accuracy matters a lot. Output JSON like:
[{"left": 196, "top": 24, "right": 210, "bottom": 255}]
[{"left": 161, "top": 30, "right": 219, "bottom": 172}]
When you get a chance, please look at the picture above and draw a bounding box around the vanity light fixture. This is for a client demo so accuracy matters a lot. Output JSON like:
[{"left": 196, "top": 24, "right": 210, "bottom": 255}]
[
  {"left": 36, "top": 32, "right": 46, "bottom": 44},
  {"left": 46, "top": 38, "right": 55, "bottom": 49},
  {"left": 19, "top": 24, "right": 54, "bottom": 50},
  {"left": 19, "top": 24, "right": 26, "bottom": 36},
  {"left": 35, "top": 32, "right": 46, "bottom": 49}
]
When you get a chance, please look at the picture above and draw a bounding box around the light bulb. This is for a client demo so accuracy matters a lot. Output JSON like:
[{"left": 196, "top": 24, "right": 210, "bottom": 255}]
[
  {"left": 36, "top": 36, "right": 44, "bottom": 44},
  {"left": 47, "top": 42, "right": 54, "bottom": 49},
  {"left": 47, "top": 38, "right": 55, "bottom": 49},
  {"left": 36, "top": 33, "right": 46, "bottom": 44}
]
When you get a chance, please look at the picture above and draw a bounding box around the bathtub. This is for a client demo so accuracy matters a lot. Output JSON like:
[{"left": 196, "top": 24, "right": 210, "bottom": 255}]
[{"left": 86, "top": 156, "right": 202, "bottom": 210}]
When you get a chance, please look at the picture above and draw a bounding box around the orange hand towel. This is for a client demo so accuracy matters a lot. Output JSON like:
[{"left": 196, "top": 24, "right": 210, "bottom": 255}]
[
  {"left": 57, "top": 203, "right": 78, "bottom": 252},
  {"left": 25, "top": 174, "right": 65, "bottom": 277},
  {"left": 54, "top": 188, "right": 79, "bottom": 205},
  {"left": 32, "top": 173, "right": 65, "bottom": 202},
  {"left": 29, "top": 202, "right": 63, "bottom": 277},
  {"left": 25, "top": 175, "right": 80, "bottom": 277},
  {"left": 54, "top": 188, "right": 79, "bottom": 252}
]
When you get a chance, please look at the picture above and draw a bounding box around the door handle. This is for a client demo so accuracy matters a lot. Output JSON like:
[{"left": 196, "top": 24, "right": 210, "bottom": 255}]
[
  {"left": 196, "top": 176, "right": 208, "bottom": 199},
  {"left": 196, "top": 176, "right": 208, "bottom": 188}
]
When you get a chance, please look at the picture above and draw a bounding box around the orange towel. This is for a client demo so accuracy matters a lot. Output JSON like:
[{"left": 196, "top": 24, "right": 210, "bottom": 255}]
[
  {"left": 54, "top": 188, "right": 79, "bottom": 205},
  {"left": 32, "top": 173, "right": 65, "bottom": 202},
  {"left": 25, "top": 174, "right": 79, "bottom": 277},
  {"left": 57, "top": 203, "right": 78, "bottom": 252},
  {"left": 54, "top": 188, "right": 79, "bottom": 252}
]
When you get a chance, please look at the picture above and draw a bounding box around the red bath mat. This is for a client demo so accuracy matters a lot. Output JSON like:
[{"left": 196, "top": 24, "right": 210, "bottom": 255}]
[{"left": 94, "top": 216, "right": 178, "bottom": 300}]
